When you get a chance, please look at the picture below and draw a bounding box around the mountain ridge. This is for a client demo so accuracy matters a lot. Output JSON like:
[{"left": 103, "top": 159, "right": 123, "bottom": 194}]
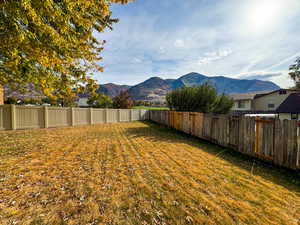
[
  {"left": 4, "top": 73, "right": 281, "bottom": 102},
  {"left": 122, "top": 72, "right": 280, "bottom": 101}
]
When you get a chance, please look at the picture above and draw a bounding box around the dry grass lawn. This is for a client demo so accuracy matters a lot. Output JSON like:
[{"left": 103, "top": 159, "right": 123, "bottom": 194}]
[{"left": 0, "top": 121, "right": 299, "bottom": 225}]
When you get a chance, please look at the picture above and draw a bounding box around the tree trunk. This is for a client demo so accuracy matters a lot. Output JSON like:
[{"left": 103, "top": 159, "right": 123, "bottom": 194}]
[{"left": 0, "top": 86, "right": 4, "bottom": 105}]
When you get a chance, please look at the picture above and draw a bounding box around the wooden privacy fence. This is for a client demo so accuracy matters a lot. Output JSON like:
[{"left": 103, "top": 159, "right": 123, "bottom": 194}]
[
  {"left": 149, "top": 110, "right": 300, "bottom": 170},
  {"left": 0, "top": 105, "right": 149, "bottom": 131}
]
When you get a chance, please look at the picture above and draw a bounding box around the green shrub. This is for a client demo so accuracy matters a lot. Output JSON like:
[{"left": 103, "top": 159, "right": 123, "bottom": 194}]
[
  {"left": 166, "top": 83, "right": 233, "bottom": 114},
  {"left": 113, "top": 91, "right": 133, "bottom": 109},
  {"left": 4, "top": 97, "right": 17, "bottom": 104},
  {"left": 88, "top": 93, "right": 113, "bottom": 108}
]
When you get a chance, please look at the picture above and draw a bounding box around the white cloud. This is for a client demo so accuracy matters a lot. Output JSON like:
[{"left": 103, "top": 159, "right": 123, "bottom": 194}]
[
  {"left": 174, "top": 39, "right": 185, "bottom": 48},
  {"left": 268, "top": 71, "right": 295, "bottom": 88},
  {"left": 236, "top": 71, "right": 283, "bottom": 80},
  {"left": 198, "top": 49, "right": 233, "bottom": 65},
  {"left": 265, "top": 51, "right": 300, "bottom": 71},
  {"left": 131, "top": 57, "right": 143, "bottom": 64},
  {"left": 94, "top": 0, "right": 300, "bottom": 88}
]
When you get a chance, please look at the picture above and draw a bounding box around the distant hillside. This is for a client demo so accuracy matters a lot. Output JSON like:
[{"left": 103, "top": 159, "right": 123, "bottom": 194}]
[
  {"left": 125, "top": 72, "right": 280, "bottom": 101},
  {"left": 4, "top": 72, "right": 281, "bottom": 102},
  {"left": 4, "top": 84, "right": 44, "bottom": 99},
  {"left": 127, "top": 77, "right": 173, "bottom": 101},
  {"left": 97, "top": 83, "right": 131, "bottom": 97},
  {"left": 173, "top": 72, "right": 280, "bottom": 93}
]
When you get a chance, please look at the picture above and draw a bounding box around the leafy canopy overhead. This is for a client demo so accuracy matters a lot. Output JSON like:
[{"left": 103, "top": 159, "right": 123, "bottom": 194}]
[{"left": 0, "top": 0, "right": 130, "bottom": 100}]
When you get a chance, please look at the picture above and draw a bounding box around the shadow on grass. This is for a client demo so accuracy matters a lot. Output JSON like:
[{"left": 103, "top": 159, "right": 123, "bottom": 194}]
[{"left": 124, "top": 121, "right": 300, "bottom": 194}]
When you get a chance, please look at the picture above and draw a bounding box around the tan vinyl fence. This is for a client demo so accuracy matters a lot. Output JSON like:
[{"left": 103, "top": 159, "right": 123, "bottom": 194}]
[
  {"left": 0, "top": 105, "right": 149, "bottom": 131},
  {"left": 149, "top": 110, "right": 300, "bottom": 170}
]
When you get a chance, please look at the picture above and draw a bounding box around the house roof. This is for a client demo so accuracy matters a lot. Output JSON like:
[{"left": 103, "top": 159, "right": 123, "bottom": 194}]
[
  {"left": 276, "top": 92, "right": 300, "bottom": 113},
  {"left": 229, "top": 90, "right": 271, "bottom": 100},
  {"left": 254, "top": 88, "right": 300, "bottom": 99}
]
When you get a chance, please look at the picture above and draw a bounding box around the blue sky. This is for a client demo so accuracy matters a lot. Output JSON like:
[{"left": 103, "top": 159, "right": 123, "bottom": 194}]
[{"left": 94, "top": 0, "right": 300, "bottom": 88}]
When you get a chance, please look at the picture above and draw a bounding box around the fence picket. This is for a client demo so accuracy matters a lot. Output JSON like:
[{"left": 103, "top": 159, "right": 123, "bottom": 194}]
[
  {"left": 149, "top": 110, "right": 299, "bottom": 170},
  {"left": 0, "top": 105, "right": 148, "bottom": 131}
]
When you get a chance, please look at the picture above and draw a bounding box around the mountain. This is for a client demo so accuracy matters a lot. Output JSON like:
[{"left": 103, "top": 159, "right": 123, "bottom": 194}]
[
  {"left": 124, "top": 72, "right": 280, "bottom": 101},
  {"left": 4, "top": 73, "right": 281, "bottom": 102},
  {"left": 4, "top": 83, "right": 131, "bottom": 100},
  {"left": 97, "top": 83, "right": 131, "bottom": 97},
  {"left": 127, "top": 77, "right": 173, "bottom": 101},
  {"left": 174, "top": 72, "right": 280, "bottom": 93},
  {"left": 4, "top": 84, "right": 44, "bottom": 99}
]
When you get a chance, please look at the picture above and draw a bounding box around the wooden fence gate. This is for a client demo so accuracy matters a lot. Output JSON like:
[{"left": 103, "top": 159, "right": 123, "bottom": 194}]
[
  {"left": 255, "top": 118, "right": 275, "bottom": 161},
  {"left": 229, "top": 116, "right": 239, "bottom": 149},
  {"left": 189, "top": 113, "right": 203, "bottom": 138}
]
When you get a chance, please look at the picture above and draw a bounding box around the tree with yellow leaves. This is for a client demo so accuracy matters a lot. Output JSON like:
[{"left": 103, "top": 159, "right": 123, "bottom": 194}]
[{"left": 0, "top": 0, "right": 130, "bottom": 103}]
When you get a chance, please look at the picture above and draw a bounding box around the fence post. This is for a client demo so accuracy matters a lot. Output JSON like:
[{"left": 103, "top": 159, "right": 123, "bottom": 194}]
[
  {"left": 44, "top": 106, "right": 49, "bottom": 128},
  {"left": 117, "top": 109, "right": 121, "bottom": 122},
  {"left": 139, "top": 109, "right": 142, "bottom": 120},
  {"left": 130, "top": 109, "right": 133, "bottom": 121},
  {"left": 70, "top": 107, "right": 75, "bottom": 126},
  {"left": 104, "top": 109, "right": 108, "bottom": 123},
  {"left": 11, "top": 104, "right": 16, "bottom": 130},
  {"left": 90, "top": 108, "right": 93, "bottom": 125}
]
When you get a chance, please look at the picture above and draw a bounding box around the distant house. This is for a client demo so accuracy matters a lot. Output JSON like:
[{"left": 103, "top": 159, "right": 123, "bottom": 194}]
[
  {"left": 230, "top": 89, "right": 299, "bottom": 112},
  {"left": 229, "top": 91, "right": 270, "bottom": 111},
  {"left": 276, "top": 92, "right": 300, "bottom": 120},
  {"left": 77, "top": 97, "right": 89, "bottom": 107},
  {"left": 0, "top": 86, "right": 3, "bottom": 105},
  {"left": 253, "top": 89, "right": 299, "bottom": 111}
]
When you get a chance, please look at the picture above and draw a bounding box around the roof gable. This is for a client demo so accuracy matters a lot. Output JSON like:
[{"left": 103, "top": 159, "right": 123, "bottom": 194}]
[
  {"left": 229, "top": 90, "right": 271, "bottom": 100},
  {"left": 276, "top": 92, "right": 300, "bottom": 113},
  {"left": 254, "top": 89, "right": 299, "bottom": 99}
]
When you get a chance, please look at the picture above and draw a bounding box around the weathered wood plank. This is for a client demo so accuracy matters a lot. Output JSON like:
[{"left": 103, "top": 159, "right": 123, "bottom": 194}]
[{"left": 149, "top": 111, "right": 299, "bottom": 170}]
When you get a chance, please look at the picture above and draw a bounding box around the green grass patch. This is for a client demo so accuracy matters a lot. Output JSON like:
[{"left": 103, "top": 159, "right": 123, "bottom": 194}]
[{"left": 133, "top": 106, "right": 169, "bottom": 110}]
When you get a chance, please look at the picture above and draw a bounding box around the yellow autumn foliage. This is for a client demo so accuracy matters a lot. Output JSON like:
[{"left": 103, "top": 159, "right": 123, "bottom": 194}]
[{"left": 0, "top": 0, "right": 131, "bottom": 99}]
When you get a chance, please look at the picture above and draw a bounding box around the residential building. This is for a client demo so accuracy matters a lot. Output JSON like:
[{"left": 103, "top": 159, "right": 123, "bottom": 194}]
[
  {"left": 0, "top": 86, "right": 3, "bottom": 105},
  {"left": 276, "top": 92, "right": 300, "bottom": 120},
  {"left": 230, "top": 89, "right": 299, "bottom": 113},
  {"left": 229, "top": 91, "right": 270, "bottom": 111},
  {"left": 77, "top": 98, "right": 89, "bottom": 107},
  {"left": 253, "top": 89, "right": 299, "bottom": 111}
]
